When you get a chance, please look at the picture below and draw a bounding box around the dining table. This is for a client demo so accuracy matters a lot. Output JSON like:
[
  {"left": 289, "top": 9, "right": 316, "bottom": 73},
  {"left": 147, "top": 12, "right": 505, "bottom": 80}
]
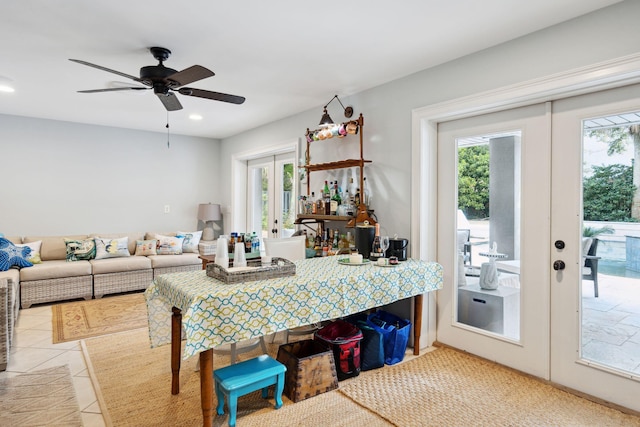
[{"left": 145, "top": 256, "right": 443, "bottom": 427}]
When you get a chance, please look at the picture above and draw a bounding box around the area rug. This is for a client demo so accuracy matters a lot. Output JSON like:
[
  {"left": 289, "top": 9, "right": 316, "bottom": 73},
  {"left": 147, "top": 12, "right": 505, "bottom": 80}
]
[
  {"left": 82, "top": 328, "right": 640, "bottom": 427},
  {"left": 82, "top": 328, "right": 389, "bottom": 427},
  {"left": 0, "top": 365, "right": 82, "bottom": 426},
  {"left": 52, "top": 292, "right": 148, "bottom": 343},
  {"left": 338, "top": 347, "right": 640, "bottom": 426}
]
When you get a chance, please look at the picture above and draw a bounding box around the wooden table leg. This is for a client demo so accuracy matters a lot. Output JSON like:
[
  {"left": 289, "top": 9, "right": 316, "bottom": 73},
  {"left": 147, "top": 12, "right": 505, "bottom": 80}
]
[
  {"left": 171, "top": 307, "right": 182, "bottom": 395},
  {"left": 413, "top": 294, "right": 423, "bottom": 355},
  {"left": 199, "top": 349, "right": 214, "bottom": 427}
]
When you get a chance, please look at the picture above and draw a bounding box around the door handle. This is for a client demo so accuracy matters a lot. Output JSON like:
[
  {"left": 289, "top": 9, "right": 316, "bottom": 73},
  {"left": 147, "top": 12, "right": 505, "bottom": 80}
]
[
  {"left": 553, "top": 260, "right": 566, "bottom": 271},
  {"left": 554, "top": 240, "right": 565, "bottom": 249},
  {"left": 271, "top": 219, "right": 278, "bottom": 235}
]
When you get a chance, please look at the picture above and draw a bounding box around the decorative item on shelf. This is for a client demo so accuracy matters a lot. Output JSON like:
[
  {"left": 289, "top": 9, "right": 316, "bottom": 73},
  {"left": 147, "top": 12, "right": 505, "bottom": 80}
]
[
  {"left": 198, "top": 203, "right": 221, "bottom": 241},
  {"left": 318, "top": 94, "right": 353, "bottom": 127}
]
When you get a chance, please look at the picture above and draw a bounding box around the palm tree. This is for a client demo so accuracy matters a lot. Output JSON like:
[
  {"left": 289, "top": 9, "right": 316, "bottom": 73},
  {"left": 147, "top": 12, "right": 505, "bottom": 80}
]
[{"left": 588, "top": 125, "right": 640, "bottom": 220}]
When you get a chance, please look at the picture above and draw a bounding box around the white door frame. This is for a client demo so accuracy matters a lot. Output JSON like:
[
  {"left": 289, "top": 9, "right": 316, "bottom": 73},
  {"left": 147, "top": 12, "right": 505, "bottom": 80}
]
[{"left": 411, "top": 52, "right": 640, "bottom": 349}]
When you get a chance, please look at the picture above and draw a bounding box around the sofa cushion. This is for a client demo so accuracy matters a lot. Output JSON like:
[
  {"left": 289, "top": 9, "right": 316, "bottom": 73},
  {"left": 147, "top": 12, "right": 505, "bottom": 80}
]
[
  {"left": 90, "top": 232, "right": 144, "bottom": 255},
  {"left": 16, "top": 240, "right": 42, "bottom": 264},
  {"left": 147, "top": 253, "right": 201, "bottom": 269},
  {"left": 0, "top": 238, "right": 33, "bottom": 271},
  {"left": 94, "top": 236, "right": 130, "bottom": 259},
  {"left": 155, "top": 234, "right": 185, "bottom": 255},
  {"left": 90, "top": 256, "right": 152, "bottom": 274},
  {"left": 135, "top": 239, "right": 157, "bottom": 256},
  {"left": 3, "top": 237, "right": 22, "bottom": 245},
  {"left": 24, "top": 235, "right": 89, "bottom": 261},
  {"left": 64, "top": 238, "right": 96, "bottom": 261},
  {"left": 177, "top": 231, "right": 202, "bottom": 253},
  {"left": 19, "top": 259, "right": 92, "bottom": 281}
]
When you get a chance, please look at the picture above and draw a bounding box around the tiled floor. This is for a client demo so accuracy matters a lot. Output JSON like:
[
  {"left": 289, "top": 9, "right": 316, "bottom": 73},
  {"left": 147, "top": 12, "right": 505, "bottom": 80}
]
[
  {"left": 582, "top": 273, "right": 640, "bottom": 375},
  {"left": 1, "top": 273, "right": 637, "bottom": 427},
  {"left": 0, "top": 304, "right": 105, "bottom": 426}
]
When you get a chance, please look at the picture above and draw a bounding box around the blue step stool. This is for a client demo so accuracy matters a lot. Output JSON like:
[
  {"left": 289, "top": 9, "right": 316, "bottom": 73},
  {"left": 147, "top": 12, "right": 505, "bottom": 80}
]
[{"left": 214, "top": 354, "right": 286, "bottom": 427}]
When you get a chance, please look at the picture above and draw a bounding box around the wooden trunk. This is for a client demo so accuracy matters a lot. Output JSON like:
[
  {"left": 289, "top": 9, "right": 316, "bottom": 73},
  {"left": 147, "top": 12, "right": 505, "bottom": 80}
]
[{"left": 276, "top": 339, "right": 338, "bottom": 403}]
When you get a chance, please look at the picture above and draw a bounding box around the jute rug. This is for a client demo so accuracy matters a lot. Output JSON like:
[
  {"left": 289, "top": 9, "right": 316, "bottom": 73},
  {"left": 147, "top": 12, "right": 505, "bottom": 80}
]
[
  {"left": 0, "top": 365, "right": 82, "bottom": 426},
  {"left": 52, "top": 292, "right": 148, "bottom": 343},
  {"left": 82, "top": 328, "right": 640, "bottom": 427},
  {"left": 339, "top": 348, "right": 640, "bottom": 426},
  {"left": 82, "top": 328, "right": 389, "bottom": 427}
]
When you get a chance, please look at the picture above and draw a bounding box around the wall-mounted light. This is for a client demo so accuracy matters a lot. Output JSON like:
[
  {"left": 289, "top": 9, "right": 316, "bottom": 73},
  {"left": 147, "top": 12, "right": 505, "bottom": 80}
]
[
  {"left": 0, "top": 76, "right": 15, "bottom": 93},
  {"left": 189, "top": 114, "right": 203, "bottom": 121},
  {"left": 318, "top": 94, "right": 353, "bottom": 127}
]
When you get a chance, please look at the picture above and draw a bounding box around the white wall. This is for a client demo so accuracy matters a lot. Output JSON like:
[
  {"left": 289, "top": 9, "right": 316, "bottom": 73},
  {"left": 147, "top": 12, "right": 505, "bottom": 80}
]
[
  {"left": 0, "top": 115, "right": 221, "bottom": 236},
  {"left": 219, "top": 1, "right": 640, "bottom": 247}
]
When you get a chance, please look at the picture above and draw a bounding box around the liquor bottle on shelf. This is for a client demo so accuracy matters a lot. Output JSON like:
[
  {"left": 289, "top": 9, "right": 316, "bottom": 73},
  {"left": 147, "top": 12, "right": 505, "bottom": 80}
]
[
  {"left": 323, "top": 180, "right": 330, "bottom": 198},
  {"left": 354, "top": 188, "right": 361, "bottom": 206},
  {"left": 330, "top": 182, "right": 341, "bottom": 215},
  {"left": 310, "top": 191, "right": 317, "bottom": 214},
  {"left": 348, "top": 176, "right": 357, "bottom": 198},
  {"left": 323, "top": 186, "right": 331, "bottom": 215}
]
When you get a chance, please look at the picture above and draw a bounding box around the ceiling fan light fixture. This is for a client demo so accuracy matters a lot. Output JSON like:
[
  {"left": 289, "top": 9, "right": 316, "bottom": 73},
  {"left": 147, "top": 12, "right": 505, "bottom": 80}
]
[{"left": 189, "top": 114, "right": 203, "bottom": 120}]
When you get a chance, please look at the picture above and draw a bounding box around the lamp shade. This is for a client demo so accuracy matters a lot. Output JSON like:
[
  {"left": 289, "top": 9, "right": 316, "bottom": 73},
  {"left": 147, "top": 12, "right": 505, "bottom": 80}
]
[{"left": 198, "top": 203, "right": 221, "bottom": 221}]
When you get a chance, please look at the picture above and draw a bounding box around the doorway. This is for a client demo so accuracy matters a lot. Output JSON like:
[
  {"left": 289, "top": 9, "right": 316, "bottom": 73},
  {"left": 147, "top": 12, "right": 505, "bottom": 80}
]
[
  {"left": 246, "top": 153, "right": 296, "bottom": 239},
  {"left": 433, "top": 87, "right": 640, "bottom": 412}
]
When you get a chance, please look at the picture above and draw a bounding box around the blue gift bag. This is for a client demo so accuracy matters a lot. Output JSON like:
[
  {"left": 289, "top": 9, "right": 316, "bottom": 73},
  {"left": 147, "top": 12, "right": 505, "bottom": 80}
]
[
  {"left": 366, "top": 310, "right": 411, "bottom": 365},
  {"left": 345, "top": 313, "right": 385, "bottom": 371}
]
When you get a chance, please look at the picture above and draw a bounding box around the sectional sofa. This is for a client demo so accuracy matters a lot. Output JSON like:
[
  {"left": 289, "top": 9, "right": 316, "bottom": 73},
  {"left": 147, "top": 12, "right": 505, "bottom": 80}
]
[{"left": 0, "top": 232, "right": 202, "bottom": 309}]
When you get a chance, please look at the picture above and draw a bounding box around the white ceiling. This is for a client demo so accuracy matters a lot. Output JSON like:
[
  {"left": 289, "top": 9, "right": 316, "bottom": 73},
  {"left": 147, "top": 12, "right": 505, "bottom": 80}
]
[{"left": 0, "top": 0, "right": 622, "bottom": 139}]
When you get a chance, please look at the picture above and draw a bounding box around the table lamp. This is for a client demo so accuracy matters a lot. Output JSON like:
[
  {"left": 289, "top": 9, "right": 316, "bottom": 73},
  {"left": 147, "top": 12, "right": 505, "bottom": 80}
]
[{"left": 198, "top": 203, "right": 221, "bottom": 241}]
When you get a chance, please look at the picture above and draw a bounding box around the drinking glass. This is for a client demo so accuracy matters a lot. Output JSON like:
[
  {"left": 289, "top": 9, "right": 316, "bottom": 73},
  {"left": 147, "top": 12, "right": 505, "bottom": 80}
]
[{"left": 380, "top": 235, "right": 390, "bottom": 258}]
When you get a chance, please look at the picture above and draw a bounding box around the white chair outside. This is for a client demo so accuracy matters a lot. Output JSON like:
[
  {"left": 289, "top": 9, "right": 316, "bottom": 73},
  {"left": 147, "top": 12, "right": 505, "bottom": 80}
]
[{"left": 263, "top": 235, "right": 316, "bottom": 343}]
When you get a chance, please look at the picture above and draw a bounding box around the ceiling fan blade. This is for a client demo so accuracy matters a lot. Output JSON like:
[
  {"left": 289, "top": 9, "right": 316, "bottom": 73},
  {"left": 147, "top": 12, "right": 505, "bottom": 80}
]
[
  {"left": 165, "top": 65, "right": 214, "bottom": 87},
  {"left": 157, "top": 91, "right": 182, "bottom": 111},
  {"left": 69, "top": 59, "right": 148, "bottom": 85},
  {"left": 77, "top": 87, "right": 149, "bottom": 93},
  {"left": 178, "top": 87, "right": 245, "bottom": 105}
]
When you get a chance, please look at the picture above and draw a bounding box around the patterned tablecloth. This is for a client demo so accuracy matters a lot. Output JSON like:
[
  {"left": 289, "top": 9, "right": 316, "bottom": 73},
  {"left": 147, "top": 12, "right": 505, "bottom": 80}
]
[{"left": 145, "top": 256, "right": 443, "bottom": 359}]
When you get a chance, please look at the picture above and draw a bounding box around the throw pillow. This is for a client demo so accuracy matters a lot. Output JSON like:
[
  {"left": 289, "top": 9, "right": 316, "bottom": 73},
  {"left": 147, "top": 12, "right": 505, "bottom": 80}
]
[
  {"left": 16, "top": 240, "right": 42, "bottom": 264},
  {"left": 94, "top": 236, "right": 130, "bottom": 259},
  {"left": 155, "top": 234, "right": 185, "bottom": 255},
  {"left": 177, "top": 231, "right": 202, "bottom": 253},
  {"left": 0, "top": 237, "right": 33, "bottom": 271},
  {"left": 135, "top": 239, "right": 158, "bottom": 256},
  {"left": 64, "top": 238, "right": 96, "bottom": 261}
]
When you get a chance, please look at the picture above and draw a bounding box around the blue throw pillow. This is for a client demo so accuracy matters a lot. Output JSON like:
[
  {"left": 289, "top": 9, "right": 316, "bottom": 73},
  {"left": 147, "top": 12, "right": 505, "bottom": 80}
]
[{"left": 0, "top": 237, "right": 33, "bottom": 271}]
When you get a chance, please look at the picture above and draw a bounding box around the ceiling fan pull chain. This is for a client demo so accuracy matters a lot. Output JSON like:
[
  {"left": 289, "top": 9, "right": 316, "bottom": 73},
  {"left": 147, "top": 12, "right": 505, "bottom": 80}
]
[{"left": 166, "top": 112, "right": 170, "bottom": 149}]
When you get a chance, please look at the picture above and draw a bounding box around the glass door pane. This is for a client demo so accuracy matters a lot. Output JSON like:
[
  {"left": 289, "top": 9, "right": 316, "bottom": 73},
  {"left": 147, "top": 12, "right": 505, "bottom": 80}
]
[
  {"left": 247, "top": 160, "right": 272, "bottom": 240},
  {"left": 581, "top": 112, "right": 640, "bottom": 375},
  {"left": 456, "top": 132, "right": 521, "bottom": 340}
]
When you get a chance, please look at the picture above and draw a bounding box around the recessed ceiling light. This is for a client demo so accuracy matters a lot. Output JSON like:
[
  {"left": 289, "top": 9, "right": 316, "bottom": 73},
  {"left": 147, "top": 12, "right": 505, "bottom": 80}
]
[
  {"left": 0, "top": 76, "right": 15, "bottom": 93},
  {"left": 189, "top": 114, "right": 203, "bottom": 121}
]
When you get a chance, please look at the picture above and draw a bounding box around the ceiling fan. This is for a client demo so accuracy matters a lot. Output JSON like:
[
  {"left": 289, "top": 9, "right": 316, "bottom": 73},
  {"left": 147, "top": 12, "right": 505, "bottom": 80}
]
[{"left": 69, "top": 47, "right": 245, "bottom": 111}]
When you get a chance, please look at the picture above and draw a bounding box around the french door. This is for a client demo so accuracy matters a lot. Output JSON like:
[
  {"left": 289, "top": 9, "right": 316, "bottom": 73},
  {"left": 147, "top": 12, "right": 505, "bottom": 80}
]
[
  {"left": 436, "top": 103, "right": 551, "bottom": 378},
  {"left": 551, "top": 84, "right": 640, "bottom": 411},
  {"left": 247, "top": 153, "right": 296, "bottom": 240},
  {"left": 436, "top": 87, "right": 640, "bottom": 411}
]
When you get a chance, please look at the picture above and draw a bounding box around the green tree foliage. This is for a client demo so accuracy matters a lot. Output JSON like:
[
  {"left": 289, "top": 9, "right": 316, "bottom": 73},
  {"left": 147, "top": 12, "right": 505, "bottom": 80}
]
[
  {"left": 588, "top": 125, "right": 640, "bottom": 219},
  {"left": 583, "top": 164, "right": 635, "bottom": 221},
  {"left": 458, "top": 145, "right": 490, "bottom": 219}
]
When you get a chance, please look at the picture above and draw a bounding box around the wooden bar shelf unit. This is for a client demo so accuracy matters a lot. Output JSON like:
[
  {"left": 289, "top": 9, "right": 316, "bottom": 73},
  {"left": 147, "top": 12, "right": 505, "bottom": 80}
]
[{"left": 298, "top": 112, "right": 375, "bottom": 229}]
